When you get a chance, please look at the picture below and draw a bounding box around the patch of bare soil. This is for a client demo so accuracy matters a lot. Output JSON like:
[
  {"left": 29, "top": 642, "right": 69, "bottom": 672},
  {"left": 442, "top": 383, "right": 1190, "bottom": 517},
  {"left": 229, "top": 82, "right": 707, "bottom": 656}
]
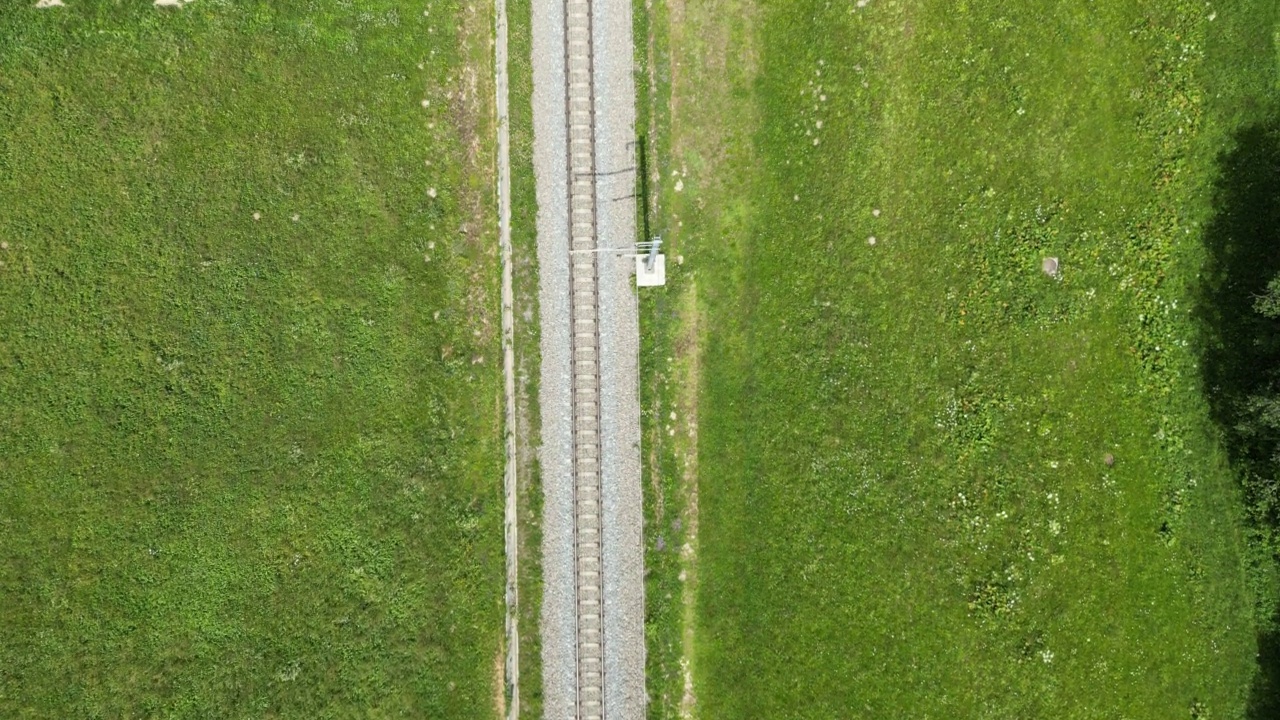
[
  {"left": 448, "top": 2, "right": 498, "bottom": 350},
  {"left": 673, "top": 281, "right": 702, "bottom": 720},
  {"left": 494, "top": 644, "right": 507, "bottom": 719}
]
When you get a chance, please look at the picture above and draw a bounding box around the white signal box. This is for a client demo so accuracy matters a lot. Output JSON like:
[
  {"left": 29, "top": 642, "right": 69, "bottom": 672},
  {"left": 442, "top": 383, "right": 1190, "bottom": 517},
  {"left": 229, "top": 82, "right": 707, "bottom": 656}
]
[
  {"left": 636, "top": 253, "right": 665, "bottom": 287},
  {"left": 636, "top": 238, "right": 666, "bottom": 287}
]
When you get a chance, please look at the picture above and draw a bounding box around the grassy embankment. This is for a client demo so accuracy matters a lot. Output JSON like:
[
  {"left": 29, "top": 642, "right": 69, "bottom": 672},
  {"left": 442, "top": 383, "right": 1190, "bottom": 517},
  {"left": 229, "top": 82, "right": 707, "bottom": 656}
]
[
  {"left": 0, "top": 2, "right": 503, "bottom": 716},
  {"left": 640, "top": 0, "right": 1280, "bottom": 717}
]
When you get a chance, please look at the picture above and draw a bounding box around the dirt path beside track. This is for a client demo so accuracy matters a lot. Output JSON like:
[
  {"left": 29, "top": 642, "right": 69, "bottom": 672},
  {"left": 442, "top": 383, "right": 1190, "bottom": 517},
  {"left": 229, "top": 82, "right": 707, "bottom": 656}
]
[{"left": 494, "top": 0, "right": 519, "bottom": 715}]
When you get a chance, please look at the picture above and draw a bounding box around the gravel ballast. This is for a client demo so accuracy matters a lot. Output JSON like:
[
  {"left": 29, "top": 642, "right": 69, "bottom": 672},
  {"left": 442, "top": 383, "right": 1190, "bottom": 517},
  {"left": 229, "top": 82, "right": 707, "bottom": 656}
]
[{"left": 533, "top": 0, "right": 644, "bottom": 715}]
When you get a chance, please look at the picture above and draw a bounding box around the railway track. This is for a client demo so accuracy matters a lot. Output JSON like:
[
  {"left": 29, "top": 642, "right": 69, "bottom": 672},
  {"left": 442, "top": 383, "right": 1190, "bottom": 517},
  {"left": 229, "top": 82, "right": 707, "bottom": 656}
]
[{"left": 564, "top": 0, "right": 604, "bottom": 717}]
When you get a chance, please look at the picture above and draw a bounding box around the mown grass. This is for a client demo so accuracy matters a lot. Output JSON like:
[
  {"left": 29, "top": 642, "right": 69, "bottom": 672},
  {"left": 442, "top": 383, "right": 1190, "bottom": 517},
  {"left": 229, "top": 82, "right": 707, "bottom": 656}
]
[
  {"left": 643, "top": 0, "right": 1280, "bottom": 716},
  {"left": 0, "top": 2, "right": 503, "bottom": 716}
]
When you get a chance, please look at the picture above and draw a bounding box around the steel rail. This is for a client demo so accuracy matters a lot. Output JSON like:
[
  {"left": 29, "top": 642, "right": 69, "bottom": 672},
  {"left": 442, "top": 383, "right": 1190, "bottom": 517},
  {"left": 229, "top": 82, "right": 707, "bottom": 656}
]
[{"left": 563, "top": 0, "right": 604, "bottom": 717}]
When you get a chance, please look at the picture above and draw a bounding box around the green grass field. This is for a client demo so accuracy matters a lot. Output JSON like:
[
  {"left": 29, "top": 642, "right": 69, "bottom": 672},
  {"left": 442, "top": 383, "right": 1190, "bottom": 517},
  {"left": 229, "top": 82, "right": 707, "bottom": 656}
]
[
  {"left": 0, "top": 2, "right": 503, "bottom": 716},
  {"left": 642, "top": 0, "right": 1280, "bottom": 717}
]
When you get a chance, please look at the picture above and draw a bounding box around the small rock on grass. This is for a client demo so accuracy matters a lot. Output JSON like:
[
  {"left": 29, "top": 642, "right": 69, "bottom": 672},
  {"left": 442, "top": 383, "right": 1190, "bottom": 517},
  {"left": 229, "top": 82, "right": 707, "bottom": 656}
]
[{"left": 1042, "top": 256, "right": 1061, "bottom": 278}]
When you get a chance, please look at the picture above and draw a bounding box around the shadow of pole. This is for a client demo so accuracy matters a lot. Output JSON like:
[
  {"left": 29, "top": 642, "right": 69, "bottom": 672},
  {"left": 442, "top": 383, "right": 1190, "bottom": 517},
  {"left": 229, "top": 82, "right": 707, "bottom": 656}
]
[{"left": 1194, "top": 115, "right": 1280, "bottom": 719}]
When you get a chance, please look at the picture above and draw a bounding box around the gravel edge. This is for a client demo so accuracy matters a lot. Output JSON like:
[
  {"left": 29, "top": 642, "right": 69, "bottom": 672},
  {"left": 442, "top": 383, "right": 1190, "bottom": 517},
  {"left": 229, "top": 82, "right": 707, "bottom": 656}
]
[
  {"left": 592, "top": 0, "right": 646, "bottom": 715},
  {"left": 531, "top": 0, "right": 576, "bottom": 716}
]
